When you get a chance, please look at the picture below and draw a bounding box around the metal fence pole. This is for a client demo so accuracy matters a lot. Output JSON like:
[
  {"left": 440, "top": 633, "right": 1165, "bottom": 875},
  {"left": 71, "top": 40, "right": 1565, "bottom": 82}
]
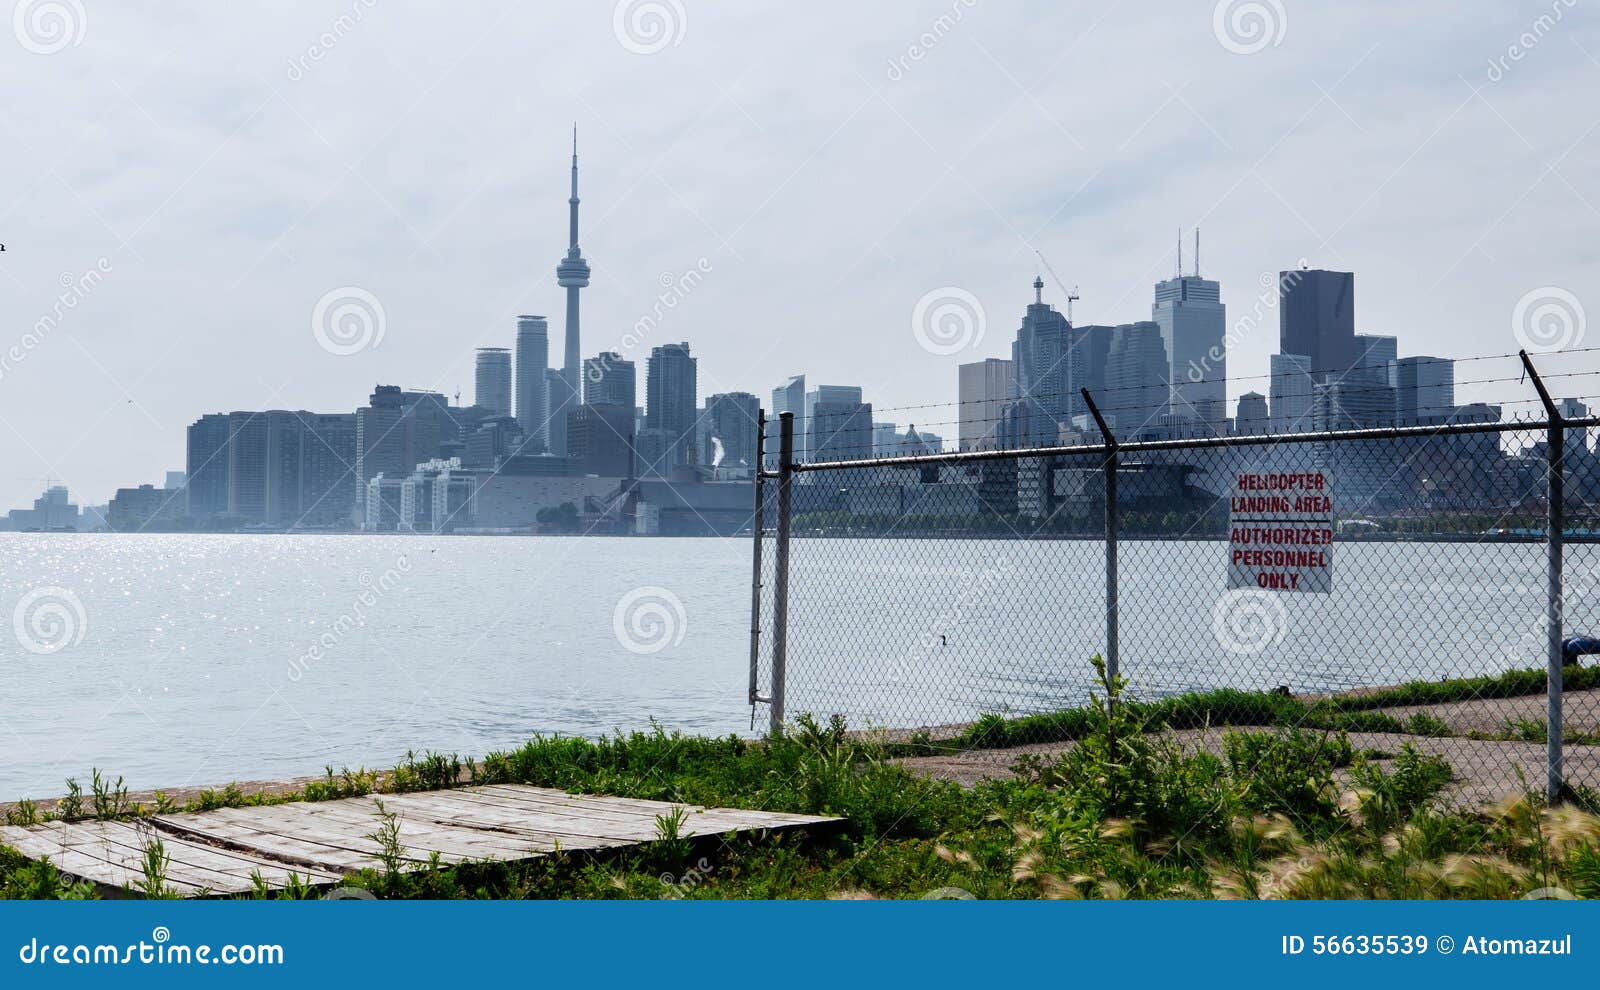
[
  {"left": 1547, "top": 416, "right": 1565, "bottom": 803},
  {"left": 1522, "top": 350, "right": 1565, "bottom": 803},
  {"left": 747, "top": 410, "right": 767, "bottom": 714},
  {"left": 1081, "top": 389, "right": 1119, "bottom": 685},
  {"left": 770, "top": 411, "right": 795, "bottom": 736}
]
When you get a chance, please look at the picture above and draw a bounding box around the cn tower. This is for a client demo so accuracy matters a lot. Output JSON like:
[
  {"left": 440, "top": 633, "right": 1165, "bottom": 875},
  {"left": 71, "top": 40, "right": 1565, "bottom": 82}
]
[{"left": 555, "top": 124, "right": 590, "bottom": 403}]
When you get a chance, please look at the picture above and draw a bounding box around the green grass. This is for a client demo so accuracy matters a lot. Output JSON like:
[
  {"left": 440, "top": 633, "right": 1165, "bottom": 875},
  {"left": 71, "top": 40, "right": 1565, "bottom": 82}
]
[{"left": 4, "top": 661, "right": 1599, "bottom": 901}]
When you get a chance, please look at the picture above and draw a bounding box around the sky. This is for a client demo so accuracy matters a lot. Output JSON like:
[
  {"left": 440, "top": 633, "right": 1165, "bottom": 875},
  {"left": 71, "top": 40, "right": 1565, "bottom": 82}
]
[{"left": 1, "top": 0, "right": 1599, "bottom": 508}]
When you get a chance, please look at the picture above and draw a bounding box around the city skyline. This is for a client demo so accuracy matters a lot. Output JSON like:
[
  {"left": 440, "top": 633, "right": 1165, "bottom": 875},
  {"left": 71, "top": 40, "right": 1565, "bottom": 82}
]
[{"left": 4, "top": 2, "right": 1600, "bottom": 508}]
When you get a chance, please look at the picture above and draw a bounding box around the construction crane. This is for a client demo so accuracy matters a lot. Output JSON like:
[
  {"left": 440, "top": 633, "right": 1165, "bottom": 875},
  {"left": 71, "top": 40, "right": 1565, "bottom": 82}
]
[{"left": 1034, "top": 250, "right": 1080, "bottom": 323}]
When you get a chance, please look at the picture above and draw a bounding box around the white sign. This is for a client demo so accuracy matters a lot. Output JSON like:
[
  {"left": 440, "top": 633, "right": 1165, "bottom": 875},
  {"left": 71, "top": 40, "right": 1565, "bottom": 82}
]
[{"left": 1227, "top": 470, "right": 1333, "bottom": 594}]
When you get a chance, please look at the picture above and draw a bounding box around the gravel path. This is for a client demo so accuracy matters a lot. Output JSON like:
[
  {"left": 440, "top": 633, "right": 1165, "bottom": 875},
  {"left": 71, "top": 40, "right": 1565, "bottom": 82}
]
[{"left": 896, "top": 689, "right": 1600, "bottom": 807}]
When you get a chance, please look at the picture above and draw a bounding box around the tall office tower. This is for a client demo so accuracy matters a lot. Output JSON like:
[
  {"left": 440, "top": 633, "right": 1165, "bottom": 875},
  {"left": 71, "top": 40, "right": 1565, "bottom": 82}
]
[
  {"left": 1153, "top": 238, "right": 1226, "bottom": 425},
  {"left": 645, "top": 342, "right": 698, "bottom": 471},
  {"left": 1353, "top": 334, "right": 1397, "bottom": 378},
  {"left": 545, "top": 367, "right": 573, "bottom": 457},
  {"left": 1313, "top": 377, "right": 1397, "bottom": 431},
  {"left": 1103, "top": 322, "right": 1169, "bottom": 433},
  {"left": 1067, "top": 324, "right": 1114, "bottom": 419},
  {"left": 185, "top": 413, "right": 231, "bottom": 518},
  {"left": 1010, "top": 276, "right": 1072, "bottom": 443},
  {"left": 703, "top": 391, "right": 761, "bottom": 471},
  {"left": 809, "top": 395, "right": 874, "bottom": 464},
  {"left": 872, "top": 421, "right": 901, "bottom": 456},
  {"left": 1269, "top": 353, "right": 1316, "bottom": 432},
  {"left": 1393, "top": 356, "right": 1455, "bottom": 425},
  {"left": 515, "top": 315, "right": 550, "bottom": 452},
  {"left": 804, "top": 385, "right": 866, "bottom": 461},
  {"left": 566, "top": 403, "right": 636, "bottom": 478},
  {"left": 1279, "top": 268, "right": 1355, "bottom": 380},
  {"left": 554, "top": 126, "right": 590, "bottom": 453},
  {"left": 584, "top": 351, "right": 637, "bottom": 408},
  {"left": 1235, "top": 392, "right": 1270, "bottom": 434},
  {"left": 474, "top": 347, "right": 512, "bottom": 417},
  {"left": 958, "top": 357, "right": 1013, "bottom": 451},
  {"left": 770, "top": 374, "right": 806, "bottom": 464}
]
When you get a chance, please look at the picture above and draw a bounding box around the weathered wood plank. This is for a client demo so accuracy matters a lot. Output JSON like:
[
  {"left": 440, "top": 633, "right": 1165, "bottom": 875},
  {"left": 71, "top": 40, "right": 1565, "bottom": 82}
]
[{"left": 0, "top": 785, "right": 842, "bottom": 898}]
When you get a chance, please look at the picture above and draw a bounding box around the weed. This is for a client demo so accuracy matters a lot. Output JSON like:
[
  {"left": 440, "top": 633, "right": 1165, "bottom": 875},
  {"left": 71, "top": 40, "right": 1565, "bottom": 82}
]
[
  {"left": 90, "top": 768, "right": 129, "bottom": 821},
  {"left": 137, "top": 836, "right": 178, "bottom": 899},
  {"left": 56, "top": 778, "right": 83, "bottom": 821}
]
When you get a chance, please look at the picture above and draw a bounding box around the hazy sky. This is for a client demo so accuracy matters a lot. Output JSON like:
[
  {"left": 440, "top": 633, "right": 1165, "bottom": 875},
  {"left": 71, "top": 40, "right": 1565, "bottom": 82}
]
[{"left": 2, "top": 0, "right": 1599, "bottom": 507}]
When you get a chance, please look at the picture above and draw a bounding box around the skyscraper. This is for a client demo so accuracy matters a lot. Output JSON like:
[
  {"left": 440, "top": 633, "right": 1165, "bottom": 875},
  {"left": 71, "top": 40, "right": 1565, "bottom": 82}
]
[
  {"left": 1103, "top": 322, "right": 1168, "bottom": 433},
  {"left": 584, "top": 352, "right": 636, "bottom": 408},
  {"left": 545, "top": 367, "right": 569, "bottom": 456},
  {"left": 1010, "top": 277, "right": 1072, "bottom": 444},
  {"left": 809, "top": 393, "right": 874, "bottom": 464},
  {"left": 474, "top": 347, "right": 512, "bottom": 417},
  {"left": 1393, "top": 356, "right": 1455, "bottom": 424},
  {"left": 553, "top": 126, "right": 590, "bottom": 456},
  {"left": 1279, "top": 268, "right": 1355, "bottom": 379},
  {"left": 1235, "top": 392, "right": 1269, "bottom": 434},
  {"left": 958, "top": 357, "right": 1012, "bottom": 451},
  {"left": 566, "top": 403, "right": 636, "bottom": 478},
  {"left": 645, "top": 342, "right": 698, "bottom": 472},
  {"left": 1152, "top": 244, "right": 1226, "bottom": 425},
  {"left": 770, "top": 375, "right": 806, "bottom": 464},
  {"left": 703, "top": 391, "right": 761, "bottom": 472},
  {"left": 1067, "top": 324, "right": 1114, "bottom": 419},
  {"left": 1269, "top": 352, "right": 1316, "bottom": 432},
  {"left": 1353, "top": 334, "right": 1397, "bottom": 378},
  {"left": 515, "top": 315, "right": 549, "bottom": 452},
  {"left": 185, "top": 413, "right": 231, "bottom": 519}
]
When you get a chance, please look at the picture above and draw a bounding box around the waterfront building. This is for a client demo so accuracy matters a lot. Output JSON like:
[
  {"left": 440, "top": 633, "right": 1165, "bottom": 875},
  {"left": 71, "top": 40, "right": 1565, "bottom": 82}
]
[
  {"left": 4, "top": 484, "right": 81, "bottom": 531},
  {"left": 355, "top": 387, "right": 451, "bottom": 526},
  {"left": 185, "top": 413, "right": 231, "bottom": 519},
  {"left": 108, "top": 484, "right": 185, "bottom": 531}
]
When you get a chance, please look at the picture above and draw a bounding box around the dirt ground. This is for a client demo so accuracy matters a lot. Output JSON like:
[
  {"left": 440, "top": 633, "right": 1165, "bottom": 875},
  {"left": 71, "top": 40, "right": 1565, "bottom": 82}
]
[{"left": 895, "top": 689, "right": 1600, "bottom": 807}]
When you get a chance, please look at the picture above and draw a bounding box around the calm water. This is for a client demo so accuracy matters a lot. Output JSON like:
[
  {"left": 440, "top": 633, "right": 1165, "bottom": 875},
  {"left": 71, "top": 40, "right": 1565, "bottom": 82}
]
[{"left": 0, "top": 533, "right": 1581, "bottom": 800}]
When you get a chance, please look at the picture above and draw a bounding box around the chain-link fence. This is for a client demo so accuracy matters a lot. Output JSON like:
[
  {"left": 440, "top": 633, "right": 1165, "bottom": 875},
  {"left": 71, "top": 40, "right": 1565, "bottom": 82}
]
[{"left": 750, "top": 406, "right": 1600, "bottom": 807}]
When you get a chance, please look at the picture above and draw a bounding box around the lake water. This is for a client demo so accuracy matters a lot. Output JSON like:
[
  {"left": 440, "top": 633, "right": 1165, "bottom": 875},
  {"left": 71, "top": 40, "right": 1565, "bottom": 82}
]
[{"left": 0, "top": 532, "right": 1587, "bottom": 801}]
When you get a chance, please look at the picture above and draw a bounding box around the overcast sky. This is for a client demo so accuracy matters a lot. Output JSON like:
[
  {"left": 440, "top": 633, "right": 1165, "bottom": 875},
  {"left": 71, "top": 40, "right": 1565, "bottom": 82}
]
[{"left": 1, "top": 0, "right": 1598, "bottom": 507}]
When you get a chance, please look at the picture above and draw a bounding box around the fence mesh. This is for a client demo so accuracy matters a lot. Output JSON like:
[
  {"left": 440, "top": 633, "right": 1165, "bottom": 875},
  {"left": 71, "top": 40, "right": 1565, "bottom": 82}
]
[{"left": 752, "top": 414, "right": 1600, "bottom": 808}]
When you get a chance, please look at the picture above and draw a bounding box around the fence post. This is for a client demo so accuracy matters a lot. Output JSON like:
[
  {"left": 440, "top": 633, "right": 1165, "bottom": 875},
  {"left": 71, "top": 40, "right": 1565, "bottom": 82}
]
[
  {"left": 1521, "top": 350, "right": 1565, "bottom": 804},
  {"left": 1081, "top": 389, "right": 1119, "bottom": 686},
  {"left": 747, "top": 410, "right": 767, "bottom": 714},
  {"left": 770, "top": 411, "right": 795, "bottom": 737}
]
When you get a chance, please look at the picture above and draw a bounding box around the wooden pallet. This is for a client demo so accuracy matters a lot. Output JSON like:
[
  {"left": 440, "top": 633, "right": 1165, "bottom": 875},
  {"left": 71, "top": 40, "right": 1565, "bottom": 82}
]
[{"left": 0, "top": 785, "right": 840, "bottom": 897}]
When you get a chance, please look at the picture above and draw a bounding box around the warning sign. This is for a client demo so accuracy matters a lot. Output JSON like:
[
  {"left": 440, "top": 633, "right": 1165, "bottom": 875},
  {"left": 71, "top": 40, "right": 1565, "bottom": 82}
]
[{"left": 1227, "top": 470, "right": 1333, "bottom": 594}]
